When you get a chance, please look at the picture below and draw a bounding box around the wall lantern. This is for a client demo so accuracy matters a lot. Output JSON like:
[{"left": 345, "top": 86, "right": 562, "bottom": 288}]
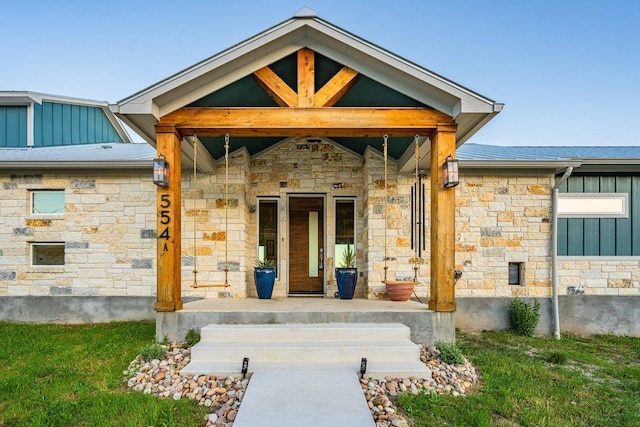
[
  {"left": 442, "top": 155, "right": 459, "bottom": 188},
  {"left": 153, "top": 156, "right": 169, "bottom": 187}
]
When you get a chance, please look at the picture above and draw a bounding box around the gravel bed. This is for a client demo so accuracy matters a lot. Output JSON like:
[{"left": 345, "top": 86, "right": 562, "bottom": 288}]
[{"left": 124, "top": 342, "right": 479, "bottom": 427}]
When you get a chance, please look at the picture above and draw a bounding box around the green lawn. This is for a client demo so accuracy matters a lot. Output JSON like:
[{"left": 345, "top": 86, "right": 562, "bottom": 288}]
[
  {"left": 0, "top": 322, "right": 206, "bottom": 427},
  {"left": 399, "top": 330, "right": 640, "bottom": 427},
  {"left": 1, "top": 323, "right": 638, "bottom": 427}
]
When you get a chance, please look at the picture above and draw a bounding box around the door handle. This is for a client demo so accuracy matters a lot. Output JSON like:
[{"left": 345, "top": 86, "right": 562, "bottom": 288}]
[{"left": 319, "top": 248, "right": 324, "bottom": 270}]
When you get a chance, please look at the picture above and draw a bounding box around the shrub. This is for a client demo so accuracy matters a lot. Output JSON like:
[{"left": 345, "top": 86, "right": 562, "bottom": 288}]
[
  {"left": 184, "top": 329, "right": 201, "bottom": 347},
  {"left": 139, "top": 341, "right": 166, "bottom": 361},
  {"left": 435, "top": 340, "right": 465, "bottom": 365},
  {"left": 509, "top": 298, "right": 541, "bottom": 336}
]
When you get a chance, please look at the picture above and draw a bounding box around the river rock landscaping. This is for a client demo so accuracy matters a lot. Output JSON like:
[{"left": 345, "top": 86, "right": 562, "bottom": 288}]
[{"left": 124, "top": 342, "right": 479, "bottom": 427}]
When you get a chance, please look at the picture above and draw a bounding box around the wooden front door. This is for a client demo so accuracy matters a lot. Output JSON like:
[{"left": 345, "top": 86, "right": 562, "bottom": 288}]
[{"left": 288, "top": 197, "right": 324, "bottom": 294}]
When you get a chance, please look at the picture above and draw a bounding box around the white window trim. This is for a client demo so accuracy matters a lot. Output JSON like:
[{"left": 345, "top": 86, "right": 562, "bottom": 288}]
[
  {"left": 30, "top": 242, "right": 66, "bottom": 267},
  {"left": 30, "top": 189, "right": 65, "bottom": 215},
  {"left": 558, "top": 193, "right": 628, "bottom": 218}
]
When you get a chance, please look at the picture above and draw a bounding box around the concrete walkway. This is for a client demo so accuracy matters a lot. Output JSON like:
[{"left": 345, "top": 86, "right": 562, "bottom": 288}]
[{"left": 233, "top": 369, "right": 375, "bottom": 427}]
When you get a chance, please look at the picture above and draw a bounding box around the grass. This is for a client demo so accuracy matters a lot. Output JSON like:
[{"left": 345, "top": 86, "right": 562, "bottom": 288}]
[
  {"left": 398, "top": 330, "right": 640, "bottom": 427},
  {"left": 1, "top": 323, "right": 638, "bottom": 427},
  {"left": 0, "top": 321, "right": 206, "bottom": 427}
]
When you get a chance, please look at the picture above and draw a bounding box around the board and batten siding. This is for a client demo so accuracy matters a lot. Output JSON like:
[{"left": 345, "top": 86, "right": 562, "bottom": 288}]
[
  {"left": 33, "top": 102, "right": 122, "bottom": 147},
  {"left": 0, "top": 106, "right": 28, "bottom": 147},
  {"left": 558, "top": 174, "right": 640, "bottom": 256}
]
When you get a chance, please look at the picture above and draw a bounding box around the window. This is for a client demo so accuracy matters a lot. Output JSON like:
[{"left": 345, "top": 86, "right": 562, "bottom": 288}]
[
  {"left": 508, "top": 262, "right": 523, "bottom": 286},
  {"left": 335, "top": 198, "right": 355, "bottom": 267},
  {"left": 257, "top": 199, "right": 278, "bottom": 267},
  {"left": 31, "top": 243, "right": 65, "bottom": 266},
  {"left": 31, "top": 190, "right": 65, "bottom": 214}
]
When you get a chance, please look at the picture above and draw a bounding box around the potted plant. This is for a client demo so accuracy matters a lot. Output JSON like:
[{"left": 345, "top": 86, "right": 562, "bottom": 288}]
[
  {"left": 335, "top": 244, "right": 357, "bottom": 299},
  {"left": 254, "top": 258, "right": 277, "bottom": 299}
]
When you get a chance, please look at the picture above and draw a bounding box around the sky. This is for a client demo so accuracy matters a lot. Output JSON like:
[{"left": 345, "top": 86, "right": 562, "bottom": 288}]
[{"left": 1, "top": 0, "right": 639, "bottom": 146}]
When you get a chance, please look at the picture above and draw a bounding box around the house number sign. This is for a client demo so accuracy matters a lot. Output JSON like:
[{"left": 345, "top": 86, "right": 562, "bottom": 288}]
[{"left": 159, "top": 194, "right": 171, "bottom": 252}]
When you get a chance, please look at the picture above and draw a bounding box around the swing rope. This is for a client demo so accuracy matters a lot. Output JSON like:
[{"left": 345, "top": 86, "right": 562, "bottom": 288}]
[
  {"left": 190, "top": 134, "right": 230, "bottom": 288},
  {"left": 223, "top": 133, "right": 230, "bottom": 285},
  {"left": 192, "top": 136, "right": 199, "bottom": 287}
]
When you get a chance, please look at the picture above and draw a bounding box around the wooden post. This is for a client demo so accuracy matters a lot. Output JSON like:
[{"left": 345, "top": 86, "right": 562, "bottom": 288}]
[
  {"left": 429, "top": 124, "right": 457, "bottom": 312},
  {"left": 155, "top": 128, "right": 183, "bottom": 311}
]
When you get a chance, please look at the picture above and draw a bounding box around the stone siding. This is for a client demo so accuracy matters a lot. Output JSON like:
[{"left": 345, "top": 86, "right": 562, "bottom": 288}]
[
  {"left": 0, "top": 171, "right": 156, "bottom": 297},
  {"left": 557, "top": 258, "right": 640, "bottom": 295},
  {"left": 454, "top": 173, "right": 554, "bottom": 298}
]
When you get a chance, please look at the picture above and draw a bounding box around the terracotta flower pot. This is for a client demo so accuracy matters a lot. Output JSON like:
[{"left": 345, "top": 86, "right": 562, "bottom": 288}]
[{"left": 384, "top": 281, "right": 416, "bottom": 301}]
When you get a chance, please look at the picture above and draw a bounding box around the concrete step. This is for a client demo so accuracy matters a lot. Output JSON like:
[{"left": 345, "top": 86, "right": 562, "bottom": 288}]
[
  {"left": 199, "top": 322, "right": 412, "bottom": 342},
  {"left": 182, "top": 323, "right": 431, "bottom": 379},
  {"left": 190, "top": 340, "right": 420, "bottom": 363},
  {"left": 183, "top": 361, "right": 431, "bottom": 379}
]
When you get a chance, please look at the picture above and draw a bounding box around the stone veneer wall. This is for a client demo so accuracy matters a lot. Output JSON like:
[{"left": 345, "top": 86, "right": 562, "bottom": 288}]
[
  {"left": 180, "top": 149, "right": 251, "bottom": 299},
  {"left": 0, "top": 171, "right": 156, "bottom": 297},
  {"left": 363, "top": 148, "right": 430, "bottom": 299},
  {"left": 454, "top": 172, "right": 555, "bottom": 298},
  {"left": 246, "top": 138, "right": 366, "bottom": 297},
  {"left": 556, "top": 258, "right": 640, "bottom": 296}
]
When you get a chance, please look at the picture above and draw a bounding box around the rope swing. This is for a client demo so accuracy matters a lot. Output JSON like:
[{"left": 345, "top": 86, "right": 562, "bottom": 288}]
[
  {"left": 382, "top": 134, "right": 420, "bottom": 286},
  {"left": 190, "top": 133, "right": 231, "bottom": 288}
]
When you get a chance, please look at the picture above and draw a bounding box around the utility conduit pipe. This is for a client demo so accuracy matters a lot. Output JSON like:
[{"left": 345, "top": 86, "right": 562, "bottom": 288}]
[{"left": 552, "top": 167, "right": 573, "bottom": 340}]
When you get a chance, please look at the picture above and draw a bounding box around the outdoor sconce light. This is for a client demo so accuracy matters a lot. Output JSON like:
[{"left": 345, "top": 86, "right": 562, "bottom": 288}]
[
  {"left": 442, "top": 155, "right": 459, "bottom": 188},
  {"left": 153, "top": 156, "right": 169, "bottom": 187}
]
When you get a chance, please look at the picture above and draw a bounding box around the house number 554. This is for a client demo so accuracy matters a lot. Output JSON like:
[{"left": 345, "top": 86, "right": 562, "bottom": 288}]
[{"left": 159, "top": 194, "right": 171, "bottom": 244}]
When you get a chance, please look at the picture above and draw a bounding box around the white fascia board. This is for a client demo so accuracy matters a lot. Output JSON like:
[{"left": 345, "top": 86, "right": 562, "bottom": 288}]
[
  {"left": 458, "top": 159, "right": 583, "bottom": 171},
  {"left": 101, "top": 106, "right": 132, "bottom": 143},
  {"left": 0, "top": 91, "right": 42, "bottom": 105},
  {"left": 114, "top": 113, "right": 157, "bottom": 146},
  {"left": 0, "top": 161, "right": 152, "bottom": 169}
]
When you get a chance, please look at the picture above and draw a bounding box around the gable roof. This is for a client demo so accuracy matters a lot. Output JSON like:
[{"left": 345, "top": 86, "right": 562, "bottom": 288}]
[
  {"left": 113, "top": 10, "right": 502, "bottom": 150},
  {"left": 0, "top": 91, "right": 132, "bottom": 145}
]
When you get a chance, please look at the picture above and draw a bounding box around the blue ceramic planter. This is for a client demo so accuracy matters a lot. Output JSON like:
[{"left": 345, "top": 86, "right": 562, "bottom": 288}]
[
  {"left": 254, "top": 267, "right": 276, "bottom": 299},
  {"left": 335, "top": 268, "right": 357, "bottom": 299}
]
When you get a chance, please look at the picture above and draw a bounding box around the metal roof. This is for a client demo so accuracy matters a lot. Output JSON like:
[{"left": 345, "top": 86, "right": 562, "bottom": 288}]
[
  {"left": 457, "top": 144, "right": 640, "bottom": 161},
  {"left": 0, "top": 142, "right": 154, "bottom": 169}
]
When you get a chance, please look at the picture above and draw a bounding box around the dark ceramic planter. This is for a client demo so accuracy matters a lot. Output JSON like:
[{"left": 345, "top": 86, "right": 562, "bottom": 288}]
[
  {"left": 335, "top": 268, "right": 358, "bottom": 299},
  {"left": 254, "top": 267, "right": 276, "bottom": 299}
]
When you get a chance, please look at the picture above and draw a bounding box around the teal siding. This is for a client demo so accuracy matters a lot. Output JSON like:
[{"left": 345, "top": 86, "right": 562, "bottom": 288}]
[
  {"left": 559, "top": 174, "right": 640, "bottom": 256},
  {"left": 0, "top": 106, "right": 28, "bottom": 147},
  {"left": 33, "top": 102, "right": 122, "bottom": 147}
]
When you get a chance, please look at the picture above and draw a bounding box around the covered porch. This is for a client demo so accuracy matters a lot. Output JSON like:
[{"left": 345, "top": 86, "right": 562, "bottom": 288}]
[{"left": 112, "top": 10, "right": 501, "bottom": 341}]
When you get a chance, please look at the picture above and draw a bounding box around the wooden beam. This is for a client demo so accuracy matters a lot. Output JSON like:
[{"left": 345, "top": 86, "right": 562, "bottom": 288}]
[
  {"left": 314, "top": 67, "right": 359, "bottom": 107},
  {"left": 297, "top": 48, "right": 315, "bottom": 107},
  {"left": 429, "top": 124, "right": 457, "bottom": 312},
  {"left": 158, "top": 107, "right": 455, "bottom": 137},
  {"left": 155, "top": 128, "right": 183, "bottom": 312},
  {"left": 253, "top": 66, "right": 297, "bottom": 107}
]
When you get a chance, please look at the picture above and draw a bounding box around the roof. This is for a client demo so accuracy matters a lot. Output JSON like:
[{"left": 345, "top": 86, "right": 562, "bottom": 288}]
[
  {"left": 457, "top": 144, "right": 640, "bottom": 161},
  {"left": 113, "top": 9, "right": 502, "bottom": 162},
  {"left": 0, "top": 91, "right": 132, "bottom": 144},
  {"left": 0, "top": 142, "right": 154, "bottom": 169},
  {"left": 457, "top": 144, "right": 640, "bottom": 172}
]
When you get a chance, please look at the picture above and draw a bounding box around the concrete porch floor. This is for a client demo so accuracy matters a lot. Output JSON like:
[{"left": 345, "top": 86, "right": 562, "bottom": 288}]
[{"left": 156, "top": 297, "right": 455, "bottom": 344}]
